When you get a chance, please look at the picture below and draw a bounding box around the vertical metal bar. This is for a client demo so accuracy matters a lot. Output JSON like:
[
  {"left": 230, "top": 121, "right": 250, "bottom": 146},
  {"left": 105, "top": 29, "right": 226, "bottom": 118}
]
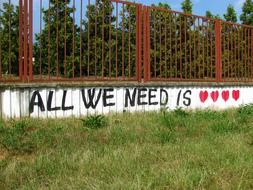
[
  {"left": 95, "top": 0, "right": 98, "bottom": 78},
  {"left": 72, "top": 0, "right": 75, "bottom": 78},
  {"left": 202, "top": 19, "right": 205, "bottom": 79},
  {"left": 143, "top": 6, "right": 147, "bottom": 81},
  {"left": 47, "top": 0, "right": 50, "bottom": 79},
  {"left": 29, "top": 0, "right": 33, "bottom": 81},
  {"left": 147, "top": 7, "right": 150, "bottom": 81},
  {"left": 109, "top": 1, "right": 112, "bottom": 78},
  {"left": 246, "top": 27, "right": 249, "bottom": 79},
  {"left": 243, "top": 27, "right": 246, "bottom": 79},
  {"left": 88, "top": 0, "right": 90, "bottom": 77},
  {"left": 8, "top": 0, "right": 11, "bottom": 77},
  {"left": 169, "top": 13, "right": 172, "bottom": 79},
  {"left": 189, "top": 16, "right": 192, "bottom": 79},
  {"left": 228, "top": 26, "right": 230, "bottom": 79},
  {"left": 206, "top": 20, "right": 209, "bottom": 79},
  {"left": 215, "top": 20, "right": 222, "bottom": 82},
  {"left": 18, "top": 0, "right": 23, "bottom": 80},
  {"left": 238, "top": 27, "right": 241, "bottom": 79},
  {"left": 180, "top": 15, "right": 182, "bottom": 79},
  {"left": 136, "top": 5, "right": 139, "bottom": 81},
  {"left": 0, "top": 0, "right": 4, "bottom": 79},
  {"left": 24, "top": 0, "right": 28, "bottom": 80},
  {"left": 39, "top": 0, "right": 42, "bottom": 78},
  {"left": 102, "top": 0, "right": 105, "bottom": 79},
  {"left": 231, "top": 26, "right": 234, "bottom": 80},
  {"left": 143, "top": 6, "right": 150, "bottom": 82},
  {"left": 122, "top": 4, "right": 125, "bottom": 79},
  {"left": 56, "top": 0, "right": 59, "bottom": 78},
  {"left": 227, "top": 24, "right": 230, "bottom": 79},
  {"left": 116, "top": 2, "right": 118, "bottom": 78},
  {"left": 128, "top": 5, "right": 131, "bottom": 78},
  {"left": 80, "top": 0, "right": 82, "bottom": 78},
  {"left": 231, "top": 25, "right": 233, "bottom": 80},
  {"left": 241, "top": 27, "right": 246, "bottom": 80},
  {"left": 251, "top": 29, "right": 253, "bottom": 79},
  {"left": 222, "top": 24, "right": 225, "bottom": 79},
  {"left": 242, "top": 27, "right": 244, "bottom": 79},
  {"left": 64, "top": 0, "right": 66, "bottom": 77},
  {"left": 184, "top": 16, "right": 187, "bottom": 79},
  {"left": 175, "top": 13, "right": 177, "bottom": 79},
  {"left": 240, "top": 27, "right": 243, "bottom": 79},
  {"left": 198, "top": 18, "right": 200, "bottom": 79},
  {"left": 210, "top": 20, "right": 213, "bottom": 79},
  {"left": 247, "top": 28, "right": 250, "bottom": 79},
  {"left": 154, "top": 10, "right": 156, "bottom": 78},
  {"left": 165, "top": 12, "right": 167, "bottom": 79},
  {"left": 159, "top": 13, "right": 162, "bottom": 78},
  {"left": 234, "top": 26, "right": 237, "bottom": 79},
  {"left": 194, "top": 17, "right": 196, "bottom": 79}
]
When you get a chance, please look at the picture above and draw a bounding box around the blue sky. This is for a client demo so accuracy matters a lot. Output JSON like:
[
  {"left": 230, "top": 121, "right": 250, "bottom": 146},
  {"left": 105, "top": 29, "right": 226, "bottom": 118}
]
[{"left": 139, "top": 0, "right": 245, "bottom": 19}]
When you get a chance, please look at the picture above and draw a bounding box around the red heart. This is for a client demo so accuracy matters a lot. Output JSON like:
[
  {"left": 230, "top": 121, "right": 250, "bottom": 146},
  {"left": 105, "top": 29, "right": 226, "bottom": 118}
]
[
  {"left": 232, "top": 90, "right": 240, "bottom": 101},
  {"left": 210, "top": 91, "right": 219, "bottom": 102},
  {"left": 199, "top": 91, "right": 208, "bottom": 103},
  {"left": 222, "top": 91, "right": 229, "bottom": 102}
]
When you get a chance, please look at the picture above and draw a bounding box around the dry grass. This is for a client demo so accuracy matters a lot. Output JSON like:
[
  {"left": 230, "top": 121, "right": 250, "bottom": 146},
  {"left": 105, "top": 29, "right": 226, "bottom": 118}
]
[{"left": 0, "top": 107, "right": 253, "bottom": 189}]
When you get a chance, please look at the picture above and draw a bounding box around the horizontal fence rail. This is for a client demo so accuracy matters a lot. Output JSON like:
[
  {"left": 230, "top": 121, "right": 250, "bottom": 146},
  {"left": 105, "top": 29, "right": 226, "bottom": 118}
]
[{"left": 0, "top": 0, "right": 253, "bottom": 83}]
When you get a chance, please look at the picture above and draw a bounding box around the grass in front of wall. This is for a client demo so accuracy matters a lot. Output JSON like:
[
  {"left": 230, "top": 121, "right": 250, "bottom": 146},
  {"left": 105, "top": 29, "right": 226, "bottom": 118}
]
[{"left": 1, "top": 106, "right": 253, "bottom": 189}]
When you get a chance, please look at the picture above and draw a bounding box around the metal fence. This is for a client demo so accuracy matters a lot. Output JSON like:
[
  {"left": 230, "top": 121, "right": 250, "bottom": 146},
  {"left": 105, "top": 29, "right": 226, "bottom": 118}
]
[{"left": 0, "top": 0, "right": 253, "bottom": 83}]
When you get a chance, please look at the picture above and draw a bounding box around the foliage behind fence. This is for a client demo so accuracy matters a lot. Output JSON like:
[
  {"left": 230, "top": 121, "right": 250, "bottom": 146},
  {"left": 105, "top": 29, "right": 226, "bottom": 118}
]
[{"left": 0, "top": 0, "right": 253, "bottom": 83}]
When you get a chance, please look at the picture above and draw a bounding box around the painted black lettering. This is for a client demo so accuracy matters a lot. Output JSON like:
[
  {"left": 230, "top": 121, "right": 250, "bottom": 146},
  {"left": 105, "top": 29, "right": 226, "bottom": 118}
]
[
  {"left": 103, "top": 89, "right": 115, "bottom": 107},
  {"left": 47, "top": 91, "right": 61, "bottom": 111},
  {"left": 160, "top": 89, "right": 168, "bottom": 106},
  {"left": 29, "top": 91, "right": 45, "bottom": 113},
  {"left": 183, "top": 90, "right": 192, "bottom": 107},
  {"left": 81, "top": 89, "right": 102, "bottom": 109},
  {"left": 62, "top": 90, "right": 74, "bottom": 111},
  {"left": 149, "top": 89, "right": 158, "bottom": 105},
  {"left": 177, "top": 90, "right": 182, "bottom": 106},
  {"left": 125, "top": 88, "right": 137, "bottom": 107},
  {"left": 137, "top": 88, "right": 148, "bottom": 105}
]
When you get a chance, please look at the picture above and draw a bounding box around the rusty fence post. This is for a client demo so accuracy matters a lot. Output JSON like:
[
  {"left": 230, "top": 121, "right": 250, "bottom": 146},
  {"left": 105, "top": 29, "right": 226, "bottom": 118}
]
[
  {"left": 136, "top": 4, "right": 142, "bottom": 82},
  {"left": 215, "top": 19, "right": 222, "bottom": 82},
  {"left": 29, "top": 0, "right": 33, "bottom": 81},
  {"left": 23, "top": 0, "right": 28, "bottom": 82},
  {"left": 143, "top": 6, "right": 150, "bottom": 82},
  {"left": 18, "top": 0, "right": 33, "bottom": 82},
  {"left": 18, "top": 0, "right": 23, "bottom": 81}
]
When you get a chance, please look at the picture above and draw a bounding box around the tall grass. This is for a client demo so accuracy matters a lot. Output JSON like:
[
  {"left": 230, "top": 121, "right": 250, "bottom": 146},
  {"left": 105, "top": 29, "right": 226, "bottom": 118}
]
[{"left": 1, "top": 106, "right": 253, "bottom": 189}]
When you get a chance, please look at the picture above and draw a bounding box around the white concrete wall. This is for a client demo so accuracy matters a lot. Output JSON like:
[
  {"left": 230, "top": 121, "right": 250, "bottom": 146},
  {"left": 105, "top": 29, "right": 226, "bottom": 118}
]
[{"left": 0, "top": 86, "right": 251, "bottom": 118}]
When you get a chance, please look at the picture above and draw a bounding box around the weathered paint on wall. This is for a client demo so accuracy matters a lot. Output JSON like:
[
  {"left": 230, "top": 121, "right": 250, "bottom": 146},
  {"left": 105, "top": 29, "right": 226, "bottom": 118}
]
[{"left": 0, "top": 86, "right": 251, "bottom": 118}]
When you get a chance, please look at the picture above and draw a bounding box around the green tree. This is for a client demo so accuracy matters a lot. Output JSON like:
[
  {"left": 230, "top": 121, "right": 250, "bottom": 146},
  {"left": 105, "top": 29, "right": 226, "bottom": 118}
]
[
  {"left": 0, "top": 3, "right": 19, "bottom": 76},
  {"left": 149, "top": 3, "right": 172, "bottom": 78},
  {"left": 240, "top": 0, "right": 253, "bottom": 25},
  {"left": 152, "top": 2, "right": 171, "bottom": 10},
  {"left": 181, "top": 0, "right": 193, "bottom": 14},
  {"left": 224, "top": 4, "right": 237, "bottom": 22},
  {"left": 205, "top": 10, "right": 214, "bottom": 18},
  {"left": 82, "top": 0, "right": 117, "bottom": 77},
  {"left": 33, "top": 0, "right": 80, "bottom": 78}
]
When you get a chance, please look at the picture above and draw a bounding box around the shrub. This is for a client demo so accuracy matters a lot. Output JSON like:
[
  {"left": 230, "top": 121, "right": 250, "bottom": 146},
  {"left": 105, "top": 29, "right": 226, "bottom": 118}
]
[{"left": 81, "top": 115, "right": 108, "bottom": 129}]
